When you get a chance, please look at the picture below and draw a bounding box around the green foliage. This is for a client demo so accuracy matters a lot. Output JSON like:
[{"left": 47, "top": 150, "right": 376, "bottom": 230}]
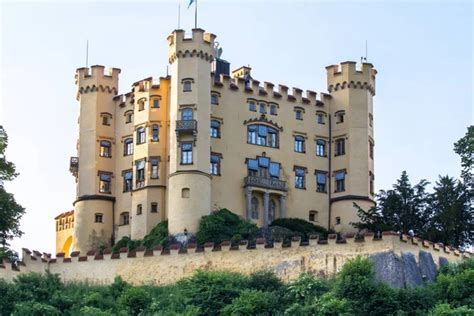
[
  {"left": 454, "top": 125, "right": 474, "bottom": 188},
  {"left": 286, "top": 272, "right": 331, "bottom": 304},
  {"left": 13, "top": 271, "right": 63, "bottom": 303},
  {"left": 0, "top": 278, "right": 17, "bottom": 315},
  {"left": 270, "top": 218, "right": 329, "bottom": 240},
  {"left": 196, "top": 209, "right": 258, "bottom": 245},
  {"left": 13, "top": 301, "right": 61, "bottom": 316},
  {"left": 267, "top": 225, "right": 304, "bottom": 244},
  {"left": 430, "top": 303, "right": 474, "bottom": 315},
  {"left": 247, "top": 270, "right": 283, "bottom": 292},
  {"left": 117, "top": 286, "right": 152, "bottom": 315},
  {"left": 78, "top": 306, "right": 112, "bottom": 316},
  {"left": 112, "top": 221, "right": 169, "bottom": 253},
  {"left": 221, "top": 289, "right": 280, "bottom": 315}
]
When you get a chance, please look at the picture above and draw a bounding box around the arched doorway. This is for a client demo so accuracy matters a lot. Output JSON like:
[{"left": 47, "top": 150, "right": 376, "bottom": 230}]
[{"left": 62, "top": 236, "right": 73, "bottom": 257}]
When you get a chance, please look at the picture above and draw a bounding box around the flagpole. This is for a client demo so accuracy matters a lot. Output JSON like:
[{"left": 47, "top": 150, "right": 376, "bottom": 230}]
[
  {"left": 178, "top": 4, "right": 181, "bottom": 29},
  {"left": 86, "top": 40, "right": 89, "bottom": 68},
  {"left": 194, "top": 0, "right": 198, "bottom": 28}
]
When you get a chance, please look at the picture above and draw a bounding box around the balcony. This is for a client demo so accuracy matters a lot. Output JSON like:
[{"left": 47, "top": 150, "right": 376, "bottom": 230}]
[
  {"left": 244, "top": 176, "right": 288, "bottom": 191},
  {"left": 176, "top": 120, "right": 197, "bottom": 133},
  {"left": 69, "top": 157, "right": 79, "bottom": 177}
]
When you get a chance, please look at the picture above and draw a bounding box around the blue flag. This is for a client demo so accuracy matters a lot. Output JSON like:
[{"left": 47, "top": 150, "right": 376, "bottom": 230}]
[{"left": 188, "top": 0, "right": 194, "bottom": 9}]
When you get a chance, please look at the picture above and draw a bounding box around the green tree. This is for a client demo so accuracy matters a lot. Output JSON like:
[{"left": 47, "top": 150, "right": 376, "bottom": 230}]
[
  {"left": 0, "top": 126, "right": 25, "bottom": 258},
  {"left": 426, "top": 176, "right": 473, "bottom": 247},
  {"left": 454, "top": 125, "right": 473, "bottom": 188},
  {"left": 221, "top": 289, "right": 280, "bottom": 315},
  {"left": 117, "top": 286, "right": 152, "bottom": 315}
]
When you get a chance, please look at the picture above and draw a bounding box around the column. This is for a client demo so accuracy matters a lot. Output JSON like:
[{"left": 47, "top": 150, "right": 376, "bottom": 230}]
[
  {"left": 279, "top": 194, "right": 286, "bottom": 218},
  {"left": 245, "top": 187, "right": 252, "bottom": 220},
  {"left": 263, "top": 192, "right": 270, "bottom": 227}
]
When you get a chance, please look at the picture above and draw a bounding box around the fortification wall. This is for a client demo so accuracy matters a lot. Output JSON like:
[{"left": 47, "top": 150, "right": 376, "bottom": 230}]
[{"left": 0, "top": 233, "right": 470, "bottom": 287}]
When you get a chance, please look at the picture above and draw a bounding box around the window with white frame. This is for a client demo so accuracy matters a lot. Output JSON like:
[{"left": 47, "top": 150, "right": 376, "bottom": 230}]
[{"left": 181, "top": 143, "right": 193, "bottom": 164}]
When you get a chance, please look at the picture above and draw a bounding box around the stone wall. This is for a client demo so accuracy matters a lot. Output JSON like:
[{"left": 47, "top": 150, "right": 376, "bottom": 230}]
[{"left": 1, "top": 233, "right": 470, "bottom": 288}]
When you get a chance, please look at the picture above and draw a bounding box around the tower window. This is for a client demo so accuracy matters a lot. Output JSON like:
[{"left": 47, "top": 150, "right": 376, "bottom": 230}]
[
  {"left": 335, "top": 111, "right": 345, "bottom": 124},
  {"left": 335, "top": 138, "right": 345, "bottom": 156},
  {"left": 295, "top": 109, "right": 303, "bottom": 120},
  {"left": 210, "top": 153, "right": 221, "bottom": 176},
  {"left": 183, "top": 81, "right": 192, "bottom": 92},
  {"left": 211, "top": 93, "right": 219, "bottom": 105},
  {"left": 152, "top": 125, "right": 159, "bottom": 142},
  {"left": 247, "top": 124, "right": 278, "bottom": 148},
  {"left": 124, "top": 138, "right": 133, "bottom": 156},
  {"left": 309, "top": 210, "right": 318, "bottom": 222},
  {"left": 181, "top": 108, "right": 193, "bottom": 121},
  {"left": 120, "top": 212, "right": 130, "bottom": 226},
  {"left": 138, "top": 99, "right": 146, "bottom": 111},
  {"left": 294, "top": 167, "right": 306, "bottom": 189},
  {"left": 135, "top": 159, "right": 145, "bottom": 187},
  {"left": 269, "top": 104, "right": 277, "bottom": 115},
  {"left": 123, "top": 169, "right": 133, "bottom": 192},
  {"left": 136, "top": 204, "right": 142, "bottom": 215},
  {"left": 150, "top": 157, "right": 159, "bottom": 179},
  {"left": 98, "top": 172, "right": 112, "bottom": 194},
  {"left": 316, "top": 139, "right": 326, "bottom": 157},
  {"left": 181, "top": 143, "right": 193, "bottom": 164},
  {"left": 248, "top": 101, "right": 256, "bottom": 112},
  {"left": 315, "top": 170, "right": 327, "bottom": 193},
  {"left": 335, "top": 170, "right": 346, "bottom": 192},
  {"left": 294, "top": 135, "right": 305, "bottom": 153},
  {"left": 152, "top": 99, "right": 160, "bottom": 108},
  {"left": 182, "top": 188, "right": 190, "bottom": 198},
  {"left": 335, "top": 217, "right": 341, "bottom": 225},
  {"left": 259, "top": 103, "right": 266, "bottom": 114},
  {"left": 369, "top": 172, "right": 375, "bottom": 195},
  {"left": 125, "top": 111, "right": 133, "bottom": 124},
  {"left": 94, "top": 213, "right": 103, "bottom": 223},
  {"left": 151, "top": 202, "right": 158, "bottom": 213},
  {"left": 99, "top": 140, "right": 112, "bottom": 158},
  {"left": 369, "top": 113, "right": 373, "bottom": 127},
  {"left": 210, "top": 120, "right": 221, "bottom": 138},
  {"left": 136, "top": 127, "right": 146, "bottom": 145},
  {"left": 316, "top": 111, "right": 326, "bottom": 124},
  {"left": 101, "top": 113, "right": 112, "bottom": 126},
  {"left": 369, "top": 140, "right": 374, "bottom": 159}
]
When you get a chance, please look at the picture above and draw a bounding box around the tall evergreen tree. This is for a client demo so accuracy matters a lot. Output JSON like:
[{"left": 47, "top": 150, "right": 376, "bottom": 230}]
[
  {"left": 454, "top": 125, "right": 473, "bottom": 189},
  {"left": 0, "top": 126, "right": 25, "bottom": 258}
]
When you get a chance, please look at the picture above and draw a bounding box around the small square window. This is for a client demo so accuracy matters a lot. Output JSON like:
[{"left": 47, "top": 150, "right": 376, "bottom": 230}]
[
  {"left": 248, "top": 101, "right": 256, "bottom": 112},
  {"left": 335, "top": 217, "right": 341, "bottom": 225},
  {"left": 183, "top": 81, "right": 192, "bottom": 92},
  {"left": 151, "top": 202, "right": 158, "bottom": 213},
  {"left": 295, "top": 110, "right": 303, "bottom": 120},
  {"left": 211, "top": 94, "right": 219, "bottom": 105},
  {"left": 152, "top": 99, "right": 160, "bottom": 108},
  {"left": 95, "top": 213, "right": 103, "bottom": 223},
  {"left": 269, "top": 104, "right": 277, "bottom": 115}
]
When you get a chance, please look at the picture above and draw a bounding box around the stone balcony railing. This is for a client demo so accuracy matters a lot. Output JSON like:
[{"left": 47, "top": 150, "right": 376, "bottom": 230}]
[
  {"left": 244, "top": 175, "right": 288, "bottom": 191},
  {"left": 176, "top": 120, "right": 197, "bottom": 134}
]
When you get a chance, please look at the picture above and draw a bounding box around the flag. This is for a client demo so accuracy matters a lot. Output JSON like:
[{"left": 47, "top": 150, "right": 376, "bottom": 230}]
[{"left": 188, "top": 0, "right": 194, "bottom": 9}]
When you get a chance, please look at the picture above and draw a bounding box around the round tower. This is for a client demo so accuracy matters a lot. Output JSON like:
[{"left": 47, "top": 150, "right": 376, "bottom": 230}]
[
  {"left": 72, "top": 65, "right": 120, "bottom": 253},
  {"left": 166, "top": 29, "right": 215, "bottom": 238},
  {"left": 326, "top": 61, "right": 377, "bottom": 233}
]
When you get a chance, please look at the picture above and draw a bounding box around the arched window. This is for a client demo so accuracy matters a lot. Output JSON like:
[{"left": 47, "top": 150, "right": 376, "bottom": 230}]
[
  {"left": 181, "top": 108, "right": 193, "bottom": 121},
  {"left": 136, "top": 127, "right": 146, "bottom": 144},
  {"left": 251, "top": 197, "right": 259, "bottom": 219},
  {"left": 316, "top": 139, "right": 326, "bottom": 157},
  {"left": 294, "top": 136, "right": 305, "bottom": 153},
  {"left": 125, "top": 111, "right": 133, "bottom": 124},
  {"left": 99, "top": 140, "right": 112, "bottom": 158},
  {"left": 247, "top": 124, "right": 278, "bottom": 148},
  {"left": 269, "top": 199, "right": 276, "bottom": 223},
  {"left": 124, "top": 138, "right": 133, "bottom": 156}
]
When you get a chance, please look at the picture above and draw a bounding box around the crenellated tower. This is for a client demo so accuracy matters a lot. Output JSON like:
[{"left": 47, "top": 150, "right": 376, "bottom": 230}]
[
  {"left": 166, "top": 29, "right": 216, "bottom": 237},
  {"left": 72, "top": 65, "right": 120, "bottom": 253},
  {"left": 326, "top": 61, "right": 377, "bottom": 233}
]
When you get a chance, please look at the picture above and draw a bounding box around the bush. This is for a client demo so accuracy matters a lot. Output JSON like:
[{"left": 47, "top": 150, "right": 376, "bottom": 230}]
[
  {"left": 0, "top": 279, "right": 17, "bottom": 315},
  {"left": 196, "top": 209, "right": 258, "bottom": 245},
  {"left": 267, "top": 225, "right": 304, "bottom": 244},
  {"left": 13, "top": 302, "right": 61, "bottom": 316},
  {"left": 270, "top": 218, "right": 329, "bottom": 240},
  {"left": 142, "top": 220, "right": 169, "bottom": 249},
  {"left": 430, "top": 303, "right": 474, "bottom": 315},
  {"left": 221, "top": 289, "right": 280, "bottom": 315},
  {"left": 13, "top": 272, "right": 63, "bottom": 303},
  {"left": 247, "top": 270, "right": 283, "bottom": 292},
  {"left": 117, "top": 286, "right": 152, "bottom": 315},
  {"left": 78, "top": 306, "right": 112, "bottom": 316},
  {"left": 285, "top": 273, "right": 331, "bottom": 304}
]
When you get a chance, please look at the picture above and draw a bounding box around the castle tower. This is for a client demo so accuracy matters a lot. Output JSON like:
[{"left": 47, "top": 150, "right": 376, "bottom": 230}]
[
  {"left": 72, "top": 65, "right": 120, "bottom": 253},
  {"left": 326, "top": 62, "right": 377, "bottom": 233},
  {"left": 166, "top": 29, "right": 216, "bottom": 236}
]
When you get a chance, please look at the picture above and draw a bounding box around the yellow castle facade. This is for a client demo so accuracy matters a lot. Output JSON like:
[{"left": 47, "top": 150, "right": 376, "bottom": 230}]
[{"left": 56, "top": 28, "right": 377, "bottom": 254}]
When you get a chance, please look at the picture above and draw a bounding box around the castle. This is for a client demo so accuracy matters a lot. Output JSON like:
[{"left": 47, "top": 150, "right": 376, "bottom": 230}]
[{"left": 55, "top": 28, "right": 377, "bottom": 255}]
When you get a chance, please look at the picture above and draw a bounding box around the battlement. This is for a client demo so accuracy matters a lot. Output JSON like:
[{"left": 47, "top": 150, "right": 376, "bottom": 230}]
[
  {"left": 75, "top": 65, "right": 120, "bottom": 99},
  {"left": 326, "top": 61, "right": 377, "bottom": 96},
  {"left": 167, "top": 29, "right": 216, "bottom": 64}
]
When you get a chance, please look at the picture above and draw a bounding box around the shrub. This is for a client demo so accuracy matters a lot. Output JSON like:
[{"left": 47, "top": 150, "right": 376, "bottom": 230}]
[
  {"left": 270, "top": 218, "right": 328, "bottom": 240},
  {"left": 430, "top": 303, "right": 474, "bottom": 315},
  {"left": 142, "top": 220, "right": 169, "bottom": 249},
  {"left": 247, "top": 270, "right": 283, "bottom": 292},
  {"left": 13, "top": 302, "right": 61, "bottom": 316},
  {"left": 0, "top": 279, "right": 17, "bottom": 315},
  {"left": 435, "top": 268, "right": 474, "bottom": 307},
  {"left": 221, "top": 289, "right": 280, "bottom": 315},
  {"left": 268, "top": 225, "right": 303, "bottom": 244},
  {"left": 117, "top": 286, "right": 152, "bottom": 315},
  {"left": 286, "top": 273, "right": 331, "bottom": 304},
  {"left": 78, "top": 306, "right": 112, "bottom": 316},
  {"left": 13, "top": 272, "right": 63, "bottom": 303},
  {"left": 196, "top": 209, "right": 258, "bottom": 245}
]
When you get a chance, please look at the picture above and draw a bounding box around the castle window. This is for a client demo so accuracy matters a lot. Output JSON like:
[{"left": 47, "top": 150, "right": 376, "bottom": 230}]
[
  {"left": 335, "top": 111, "right": 345, "bottom": 124},
  {"left": 183, "top": 81, "right": 192, "bottom": 92},
  {"left": 369, "top": 113, "right": 373, "bottom": 127},
  {"left": 137, "top": 127, "right": 146, "bottom": 144},
  {"left": 125, "top": 111, "right": 133, "bottom": 124},
  {"left": 247, "top": 124, "right": 278, "bottom": 148},
  {"left": 369, "top": 140, "right": 374, "bottom": 159},
  {"left": 269, "top": 162, "right": 280, "bottom": 179},
  {"left": 150, "top": 157, "right": 159, "bottom": 179},
  {"left": 152, "top": 99, "right": 160, "bottom": 108},
  {"left": 152, "top": 125, "right": 159, "bottom": 142},
  {"left": 95, "top": 213, "right": 103, "bottom": 223},
  {"left": 315, "top": 170, "right": 327, "bottom": 193},
  {"left": 123, "top": 170, "right": 133, "bottom": 192},
  {"left": 251, "top": 197, "right": 259, "bottom": 219},
  {"left": 151, "top": 202, "right": 158, "bottom": 213},
  {"left": 181, "top": 108, "right": 193, "bottom": 121},
  {"left": 98, "top": 172, "right": 112, "bottom": 194},
  {"left": 295, "top": 110, "right": 303, "bottom": 120},
  {"left": 294, "top": 167, "right": 306, "bottom": 189},
  {"left": 135, "top": 159, "right": 145, "bottom": 187},
  {"left": 210, "top": 120, "right": 221, "bottom": 138},
  {"left": 138, "top": 99, "right": 145, "bottom": 111},
  {"left": 182, "top": 188, "right": 190, "bottom": 198},
  {"left": 369, "top": 172, "right": 375, "bottom": 195},
  {"left": 316, "top": 111, "right": 326, "bottom": 124},
  {"left": 101, "top": 113, "right": 112, "bottom": 126},
  {"left": 180, "top": 143, "right": 193, "bottom": 164},
  {"left": 210, "top": 153, "right": 221, "bottom": 176},
  {"left": 99, "top": 140, "right": 112, "bottom": 158},
  {"left": 294, "top": 136, "right": 305, "bottom": 153},
  {"left": 120, "top": 212, "right": 130, "bottom": 226},
  {"left": 137, "top": 204, "right": 142, "bottom": 215},
  {"left": 316, "top": 139, "right": 326, "bottom": 157},
  {"left": 248, "top": 101, "right": 256, "bottom": 112},
  {"left": 259, "top": 103, "right": 266, "bottom": 114},
  {"left": 211, "top": 93, "right": 219, "bottom": 105},
  {"left": 124, "top": 138, "right": 133, "bottom": 156},
  {"left": 335, "top": 217, "right": 341, "bottom": 225},
  {"left": 309, "top": 210, "right": 318, "bottom": 222},
  {"left": 335, "top": 138, "right": 345, "bottom": 156},
  {"left": 335, "top": 170, "right": 346, "bottom": 192},
  {"left": 269, "top": 104, "right": 277, "bottom": 115},
  {"left": 247, "top": 157, "right": 280, "bottom": 179}
]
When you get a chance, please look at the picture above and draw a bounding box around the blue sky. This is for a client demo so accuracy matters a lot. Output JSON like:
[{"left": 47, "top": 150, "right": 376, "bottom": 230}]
[{"left": 1, "top": 0, "right": 472, "bottom": 254}]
